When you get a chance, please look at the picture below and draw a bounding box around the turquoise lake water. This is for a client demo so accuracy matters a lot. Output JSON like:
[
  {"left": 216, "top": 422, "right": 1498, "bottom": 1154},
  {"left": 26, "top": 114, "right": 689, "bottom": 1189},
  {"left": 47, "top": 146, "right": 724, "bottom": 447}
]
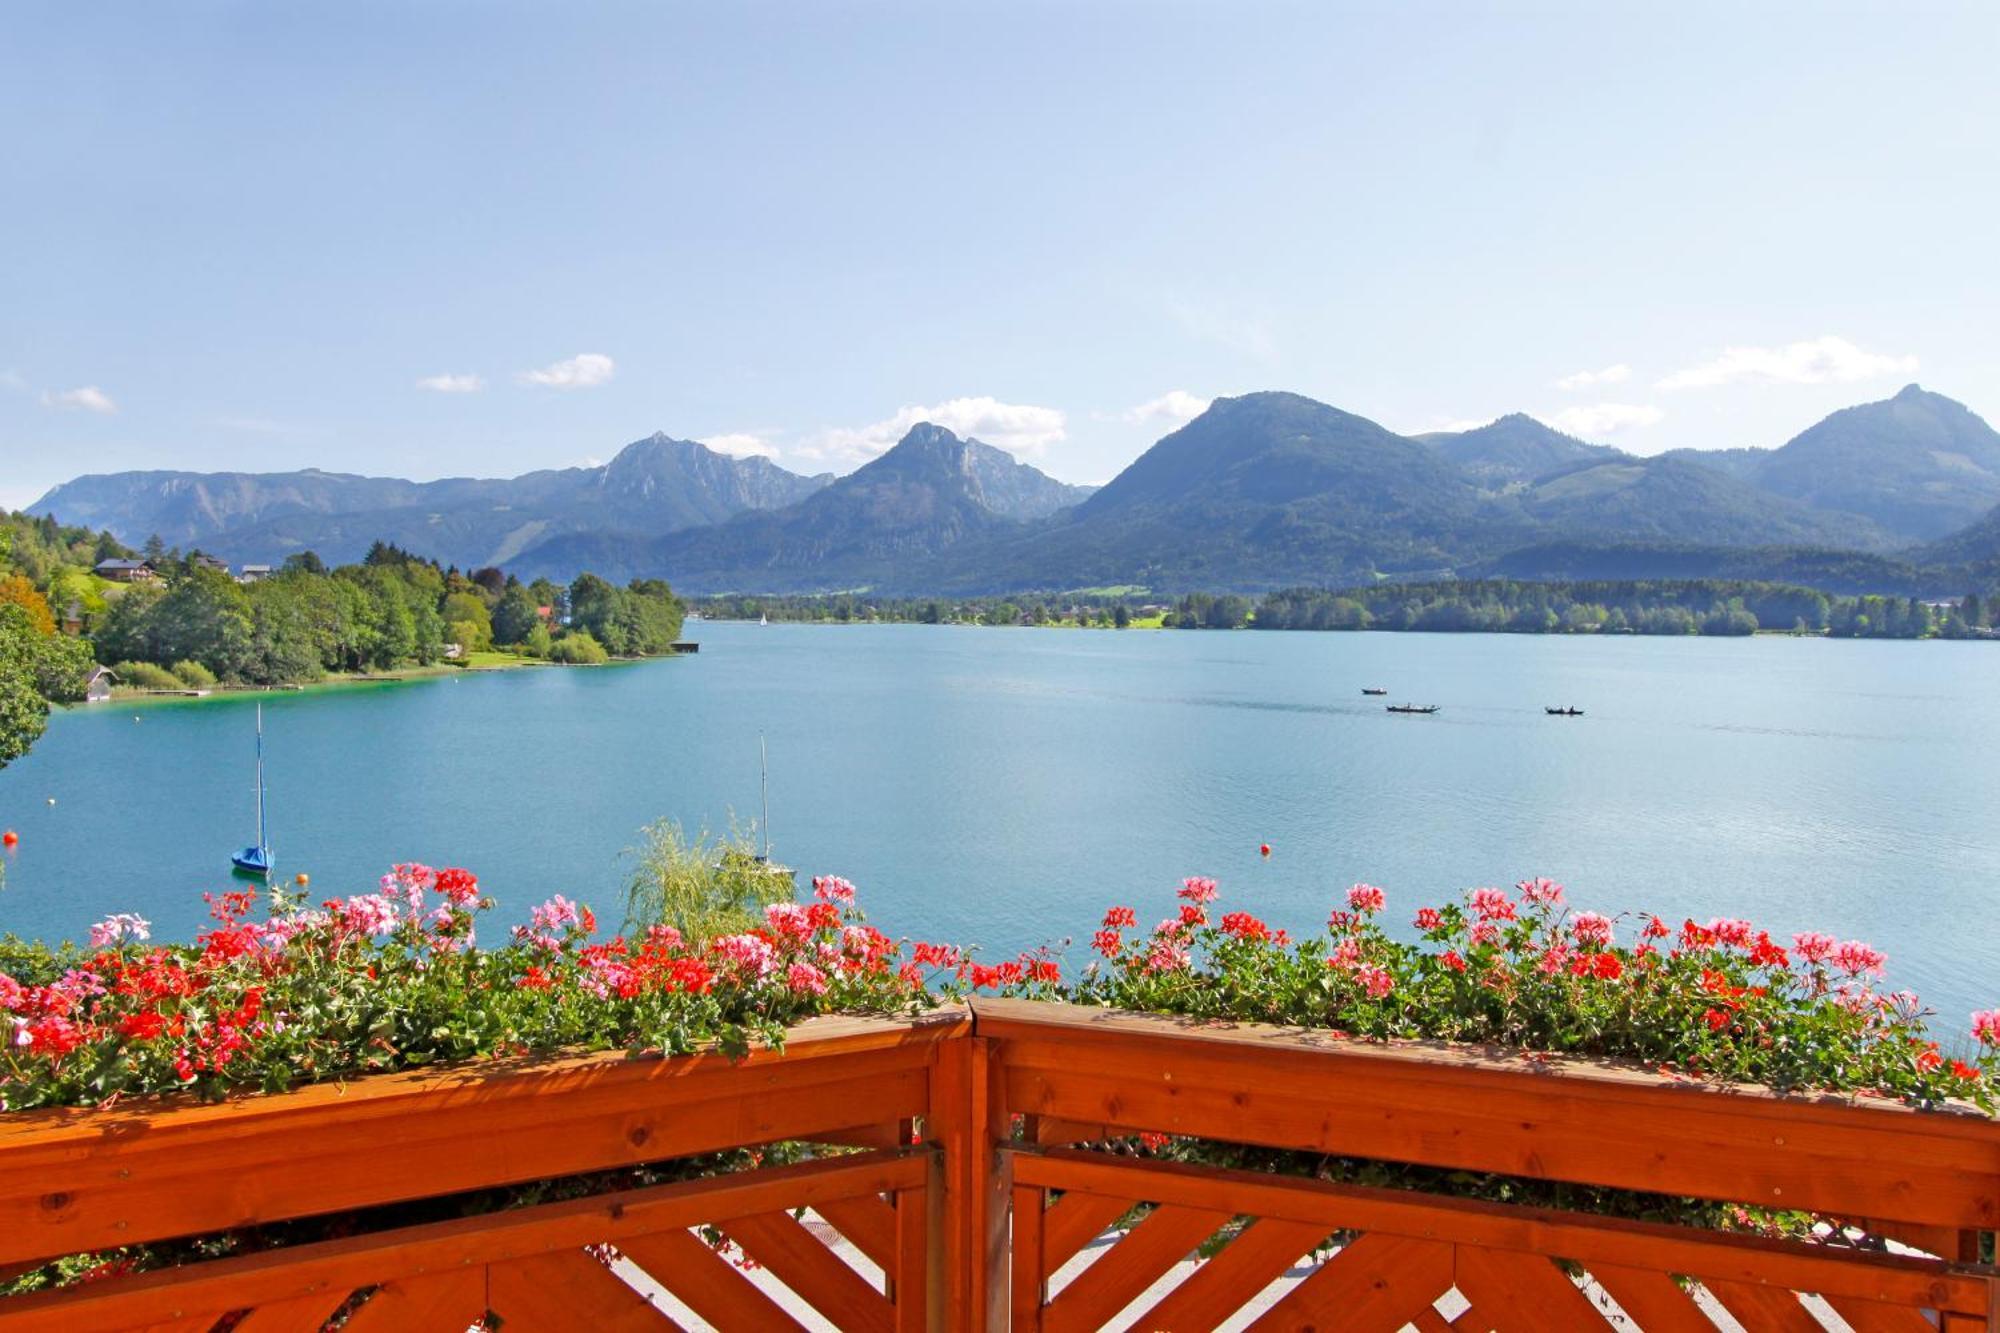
[{"left": 2, "top": 621, "right": 1995, "bottom": 1028}]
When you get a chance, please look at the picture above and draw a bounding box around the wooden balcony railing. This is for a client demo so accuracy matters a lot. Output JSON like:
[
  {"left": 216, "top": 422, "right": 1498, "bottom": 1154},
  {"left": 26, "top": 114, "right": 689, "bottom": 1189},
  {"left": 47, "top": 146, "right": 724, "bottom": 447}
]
[
  {"left": 980, "top": 999, "right": 2000, "bottom": 1332},
  {"left": 0, "top": 998, "right": 1994, "bottom": 1331}
]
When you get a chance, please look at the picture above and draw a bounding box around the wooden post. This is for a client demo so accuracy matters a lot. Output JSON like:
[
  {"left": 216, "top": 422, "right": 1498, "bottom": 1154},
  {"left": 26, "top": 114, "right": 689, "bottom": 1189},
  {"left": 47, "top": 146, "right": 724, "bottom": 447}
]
[
  {"left": 1009, "top": 1179, "right": 1045, "bottom": 1333},
  {"left": 930, "top": 1034, "right": 1008, "bottom": 1331},
  {"left": 893, "top": 1153, "right": 935, "bottom": 1333}
]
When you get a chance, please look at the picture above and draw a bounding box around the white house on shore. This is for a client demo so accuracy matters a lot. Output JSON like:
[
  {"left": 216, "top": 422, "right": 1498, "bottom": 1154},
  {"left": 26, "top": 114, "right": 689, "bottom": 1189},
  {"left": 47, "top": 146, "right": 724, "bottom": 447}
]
[{"left": 84, "top": 666, "right": 116, "bottom": 703}]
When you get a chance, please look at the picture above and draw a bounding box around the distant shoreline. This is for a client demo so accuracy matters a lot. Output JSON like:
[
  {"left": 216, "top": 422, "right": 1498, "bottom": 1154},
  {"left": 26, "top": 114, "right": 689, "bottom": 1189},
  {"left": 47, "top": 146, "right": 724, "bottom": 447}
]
[
  {"left": 78, "top": 651, "right": 680, "bottom": 711},
  {"left": 690, "top": 615, "right": 1995, "bottom": 643}
]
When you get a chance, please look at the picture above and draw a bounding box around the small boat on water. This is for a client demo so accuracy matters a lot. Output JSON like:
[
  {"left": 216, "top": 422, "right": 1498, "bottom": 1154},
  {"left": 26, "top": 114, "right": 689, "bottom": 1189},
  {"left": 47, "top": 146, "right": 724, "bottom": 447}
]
[
  {"left": 1545, "top": 706, "right": 1585, "bottom": 717},
  {"left": 1361, "top": 687, "right": 1388, "bottom": 696},
  {"left": 231, "top": 703, "right": 274, "bottom": 877},
  {"left": 1386, "top": 703, "right": 1440, "bottom": 715}
]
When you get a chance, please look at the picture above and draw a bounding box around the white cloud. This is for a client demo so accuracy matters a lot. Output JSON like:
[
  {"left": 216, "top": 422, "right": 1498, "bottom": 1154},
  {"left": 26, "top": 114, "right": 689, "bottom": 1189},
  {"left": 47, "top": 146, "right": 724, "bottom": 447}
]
[
  {"left": 1544, "top": 403, "right": 1664, "bottom": 437},
  {"left": 1554, "top": 363, "right": 1631, "bottom": 391},
  {"left": 416, "top": 372, "right": 485, "bottom": 393},
  {"left": 1124, "top": 390, "right": 1212, "bottom": 425},
  {"left": 1423, "top": 416, "right": 1496, "bottom": 435},
  {"left": 805, "top": 396, "right": 1068, "bottom": 464},
  {"left": 40, "top": 385, "right": 117, "bottom": 415},
  {"left": 701, "top": 432, "right": 780, "bottom": 460},
  {"left": 0, "top": 369, "right": 26, "bottom": 392},
  {"left": 1656, "top": 336, "right": 1917, "bottom": 391},
  {"left": 518, "top": 353, "right": 616, "bottom": 389}
]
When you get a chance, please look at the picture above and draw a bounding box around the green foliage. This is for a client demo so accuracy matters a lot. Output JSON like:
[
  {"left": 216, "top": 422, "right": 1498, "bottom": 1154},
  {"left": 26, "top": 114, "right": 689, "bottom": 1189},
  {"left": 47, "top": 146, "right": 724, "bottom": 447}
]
[
  {"left": 169, "top": 660, "right": 217, "bottom": 688},
  {"left": 1047, "top": 878, "right": 1998, "bottom": 1112},
  {"left": 621, "top": 820, "right": 797, "bottom": 943},
  {"left": 439, "top": 591, "right": 492, "bottom": 651},
  {"left": 0, "top": 511, "right": 132, "bottom": 587},
  {"left": 144, "top": 568, "right": 255, "bottom": 676},
  {"left": 1166, "top": 592, "right": 1253, "bottom": 629},
  {"left": 491, "top": 583, "right": 541, "bottom": 646},
  {"left": 546, "top": 631, "right": 609, "bottom": 664},
  {"left": 568, "top": 573, "right": 684, "bottom": 655},
  {"left": 0, "top": 867, "right": 938, "bottom": 1112},
  {"left": 80, "top": 542, "right": 677, "bottom": 684},
  {"left": 1248, "top": 579, "right": 1907, "bottom": 637},
  {"left": 109, "top": 660, "right": 184, "bottom": 690},
  {"left": 0, "top": 605, "right": 94, "bottom": 768}
]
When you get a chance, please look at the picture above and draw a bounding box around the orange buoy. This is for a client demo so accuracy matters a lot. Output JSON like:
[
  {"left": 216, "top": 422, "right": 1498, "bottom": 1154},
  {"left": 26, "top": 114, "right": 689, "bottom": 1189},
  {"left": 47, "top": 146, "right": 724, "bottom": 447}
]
[
  {"left": 1259, "top": 843, "right": 1271, "bottom": 858},
  {"left": 295, "top": 873, "right": 310, "bottom": 887},
  {"left": 2, "top": 830, "right": 17, "bottom": 848}
]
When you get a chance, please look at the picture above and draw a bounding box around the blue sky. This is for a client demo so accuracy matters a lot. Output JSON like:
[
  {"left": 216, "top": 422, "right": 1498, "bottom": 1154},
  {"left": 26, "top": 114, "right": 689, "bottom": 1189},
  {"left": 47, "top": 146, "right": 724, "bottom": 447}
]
[{"left": 3, "top": 1, "right": 1996, "bottom": 508}]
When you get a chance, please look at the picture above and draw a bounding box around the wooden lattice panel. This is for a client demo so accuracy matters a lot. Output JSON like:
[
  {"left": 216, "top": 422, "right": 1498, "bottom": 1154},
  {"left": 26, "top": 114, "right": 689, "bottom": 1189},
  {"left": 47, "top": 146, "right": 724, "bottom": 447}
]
[
  {"left": 0, "top": 1151, "right": 931, "bottom": 1333},
  {"left": 1007, "top": 1148, "right": 1995, "bottom": 1333}
]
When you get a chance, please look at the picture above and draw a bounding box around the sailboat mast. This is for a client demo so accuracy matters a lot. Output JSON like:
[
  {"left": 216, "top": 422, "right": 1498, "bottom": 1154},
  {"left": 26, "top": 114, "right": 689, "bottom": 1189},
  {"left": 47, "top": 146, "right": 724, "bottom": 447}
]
[
  {"left": 254, "top": 702, "right": 267, "bottom": 854},
  {"left": 759, "top": 732, "right": 771, "bottom": 861}
]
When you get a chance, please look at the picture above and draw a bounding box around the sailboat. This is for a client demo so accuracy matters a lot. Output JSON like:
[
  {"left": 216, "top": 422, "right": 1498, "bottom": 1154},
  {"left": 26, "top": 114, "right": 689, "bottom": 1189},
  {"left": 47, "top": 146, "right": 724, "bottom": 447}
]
[
  {"left": 717, "top": 733, "right": 795, "bottom": 887},
  {"left": 231, "top": 703, "right": 274, "bottom": 877},
  {"left": 751, "top": 733, "right": 793, "bottom": 884}
]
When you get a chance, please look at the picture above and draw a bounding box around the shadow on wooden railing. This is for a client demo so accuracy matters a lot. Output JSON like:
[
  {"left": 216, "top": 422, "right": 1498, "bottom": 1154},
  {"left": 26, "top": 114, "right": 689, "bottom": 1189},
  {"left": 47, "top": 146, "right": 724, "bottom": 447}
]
[{"left": 0, "top": 998, "right": 1994, "bottom": 1331}]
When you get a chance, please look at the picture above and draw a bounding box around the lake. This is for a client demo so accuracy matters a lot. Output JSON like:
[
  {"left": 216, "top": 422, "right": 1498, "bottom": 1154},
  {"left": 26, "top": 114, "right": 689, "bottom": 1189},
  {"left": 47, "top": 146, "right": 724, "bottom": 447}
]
[{"left": 2, "top": 623, "right": 1995, "bottom": 1029}]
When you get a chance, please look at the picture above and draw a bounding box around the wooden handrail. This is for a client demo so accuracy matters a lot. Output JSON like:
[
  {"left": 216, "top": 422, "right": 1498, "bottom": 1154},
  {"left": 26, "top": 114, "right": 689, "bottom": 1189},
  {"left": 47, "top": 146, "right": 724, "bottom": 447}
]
[
  {"left": 0, "top": 1007, "right": 969, "bottom": 1267},
  {"left": 970, "top": 997, "right": 2000, "bottom": 1229}
]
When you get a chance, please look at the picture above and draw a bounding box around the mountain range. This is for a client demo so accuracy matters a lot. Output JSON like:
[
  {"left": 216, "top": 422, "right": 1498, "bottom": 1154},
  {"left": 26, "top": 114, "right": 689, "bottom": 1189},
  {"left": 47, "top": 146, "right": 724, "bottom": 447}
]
[
  {"left": 31, "top": 435, "right": 841, "bottom": 571},
  {"left": 30, "top": 384, "right": 2000, "bottom": 596}
]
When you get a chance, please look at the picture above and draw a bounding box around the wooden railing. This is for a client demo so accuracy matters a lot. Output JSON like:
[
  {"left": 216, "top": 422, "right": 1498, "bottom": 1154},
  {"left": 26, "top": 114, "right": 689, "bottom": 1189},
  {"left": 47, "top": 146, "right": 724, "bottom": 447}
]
[
  {"left": 0, "top": 1008, "right": 970, "bottom": 1332},
  {"left": 981, "top": 1000, "right": 2000, "bottom": 1332},
  {"left": 0, "top": 999, "right": 1995, "bottom": 1331}
]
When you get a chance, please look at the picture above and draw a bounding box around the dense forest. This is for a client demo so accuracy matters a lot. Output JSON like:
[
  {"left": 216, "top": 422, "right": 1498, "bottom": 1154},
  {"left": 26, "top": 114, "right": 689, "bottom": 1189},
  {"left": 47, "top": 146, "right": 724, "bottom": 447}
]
[
  {"left": 0, "top": 514, "right": 687, "bottom": 767},
  {"left": 1239, "top": 580, "right": 1985, "bottom": 639},
  {"left": 699, "top": 580, "right": 1993, "bottom": 641},
  {"left": 695, "top": 592, "right": 1146, "bottom": 628},
  {"left": 94, "top": 543, "right": 685, "bottom": 685}
]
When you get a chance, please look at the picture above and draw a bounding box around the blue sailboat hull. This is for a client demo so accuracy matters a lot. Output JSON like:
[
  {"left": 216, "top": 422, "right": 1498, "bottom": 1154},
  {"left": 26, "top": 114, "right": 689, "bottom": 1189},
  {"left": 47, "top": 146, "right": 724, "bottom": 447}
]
[{"left": 232, "top": 846, "right": 273, "bottom": 876}]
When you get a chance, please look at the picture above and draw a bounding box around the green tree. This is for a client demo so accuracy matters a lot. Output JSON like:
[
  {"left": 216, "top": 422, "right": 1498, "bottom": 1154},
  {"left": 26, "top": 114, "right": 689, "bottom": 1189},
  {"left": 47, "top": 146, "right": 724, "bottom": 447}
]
[
  {"left": 568, "top": 573, "right": 627, "bottom": 653},
  {"left": 0, "top": 605, "right": 92, "bottom": 768},
  {"left": 623, "top": 579, "right": 685, "bottom": 653},
  {"left": 149, "top": 568, "right": 255, "bottom": 679},
  {"left": 547, "top": 630, "right": 609, "bottom": 664},
  {"left": 492, "top": 584, "right": 541, "bottom": 646},
  {"left": 440, "top": 591, "right": 493, "bottom": 651}
]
